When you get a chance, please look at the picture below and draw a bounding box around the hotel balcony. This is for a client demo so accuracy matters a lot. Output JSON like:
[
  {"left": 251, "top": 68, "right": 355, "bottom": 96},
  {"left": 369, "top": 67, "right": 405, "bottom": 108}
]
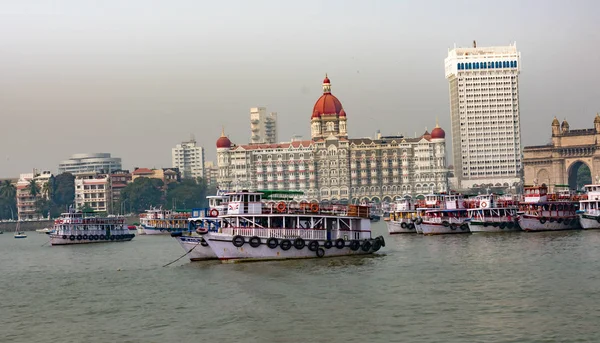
[
  {"left": 251, "top": 119, "right": 259, "bottom": 124},
  {"left": 251, "top": 126, "right": 260, "bottom": 132}
]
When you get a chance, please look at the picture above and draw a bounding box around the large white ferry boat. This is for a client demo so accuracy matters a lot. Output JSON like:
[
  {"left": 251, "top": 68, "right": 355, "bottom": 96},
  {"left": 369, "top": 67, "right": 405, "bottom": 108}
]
[
  {"left": 467, "top": 194, "right": 520, "bottom": 233},
  {"left": 386, "top": 197, "right": 418, "bottom": 234},
  {"left": 578, "top": 183, "right": 600, "bottom": 229},
  {"left": 48, "top": 211, "right": 134, "bottom": 246},
  {"left": 139, "top": 208, "right": 191, "bottom": 235},
  {"left": 171, "top": 193, "right": 230, "bottom": 261},
  {"left": 190, "top": 190, "right": 384, "bottom": 263},
  {"left": 517, "top": 184, "right": 581, "bottom": 232},
  {"left": 418, "top": 193, "right": 470, "bottom": 235}
]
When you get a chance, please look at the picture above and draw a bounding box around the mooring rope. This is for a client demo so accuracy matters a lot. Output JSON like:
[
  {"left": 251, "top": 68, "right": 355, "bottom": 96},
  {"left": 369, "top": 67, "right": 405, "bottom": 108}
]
[{"left": 162, "top": 240, "right": 200, "bottom": 267}]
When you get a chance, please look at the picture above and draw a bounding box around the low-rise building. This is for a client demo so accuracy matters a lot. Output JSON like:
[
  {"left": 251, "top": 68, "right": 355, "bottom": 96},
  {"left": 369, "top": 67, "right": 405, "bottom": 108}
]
[
  {"left": 132, "top": 167, "right": 181, "bottom": 188},
  {"left": 109, "top": 170, "right": 132, "bottom": 211},
  {"left": 16, "top": 170, "right": 53, "bottom": 220},
  {"left": 74, "top": 172, "right": 111, "bottom": 213}
]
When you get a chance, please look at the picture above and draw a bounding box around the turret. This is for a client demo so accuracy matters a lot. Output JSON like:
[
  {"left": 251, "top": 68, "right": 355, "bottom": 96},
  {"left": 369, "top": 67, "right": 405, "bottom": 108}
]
[
  {"left": 561, "top": 118, "right": 569, "bottom": 133},
  {"left": 551, "top": 117, "right": 560, "bottom": 136},
  {"left": 594, "top": 113, "right": 600, "bottom": 133}
]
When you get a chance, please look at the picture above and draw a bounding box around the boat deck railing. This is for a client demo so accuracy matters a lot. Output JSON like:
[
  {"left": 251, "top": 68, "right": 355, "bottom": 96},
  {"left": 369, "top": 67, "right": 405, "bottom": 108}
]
[{"left": 220, "top": 227, "right": 370, "bottom": 240}]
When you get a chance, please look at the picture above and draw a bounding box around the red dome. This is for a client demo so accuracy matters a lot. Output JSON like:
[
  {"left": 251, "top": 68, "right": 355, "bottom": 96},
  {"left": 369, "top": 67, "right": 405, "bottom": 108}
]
[
  {"left": 216, "top": 132, "right": 231, "bottom": 148},
  {"left": 431, "top": 126, "right": 445, "bottom": 139},
  {"left": 323, "top": 76, "right": 330, "bottom": 84},
  {"left": 312, "top": 94, "right": 344, "bottom": 118}
]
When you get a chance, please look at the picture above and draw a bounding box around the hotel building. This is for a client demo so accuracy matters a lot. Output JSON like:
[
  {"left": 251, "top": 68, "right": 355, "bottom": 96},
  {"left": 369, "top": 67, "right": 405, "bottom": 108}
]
[
  {"left": 172, "top": 136, "right": 205, "bottom": 179},
  {"left": 445, "top": 41, "right": 522, "bottom": 190},
  {"left": 217, "top": 76, "right": 448, "bottom": 203}
]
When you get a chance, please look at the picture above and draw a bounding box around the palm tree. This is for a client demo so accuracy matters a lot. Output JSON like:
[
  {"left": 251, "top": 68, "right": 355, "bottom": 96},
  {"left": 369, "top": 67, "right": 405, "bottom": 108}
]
[
  {"left": 28, "top": 178, "right": 40, "bottom": 198},
  {"left": 0, "top": 180, "right": 16, "bottom": 200},
  {"left": 41, "top": 176, "right": 54, "bottom": 200}
]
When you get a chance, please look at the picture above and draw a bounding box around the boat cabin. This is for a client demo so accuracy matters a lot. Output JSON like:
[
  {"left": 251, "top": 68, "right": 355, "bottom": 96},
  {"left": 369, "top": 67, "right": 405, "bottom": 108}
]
[
  {"left": 523, "top": 184, "right": 548, "bottom": 203},
  {"left": 226, "top": 190, "right": 263, "bottom": 215}
]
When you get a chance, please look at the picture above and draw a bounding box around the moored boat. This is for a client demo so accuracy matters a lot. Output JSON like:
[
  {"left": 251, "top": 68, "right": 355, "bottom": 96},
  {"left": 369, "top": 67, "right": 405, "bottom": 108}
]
[
  {"left": 386, "top": 197, "right": 418, "bottom": 234},
  {"left": 194, "top": 190, "right": 384, "bottom": 263},
  {"left": 578, "top": 183, "right": 600, "bottom": 229},
  {"left": 48, "top": 210, "right": 134, "bottom": 245},
  {"left": 517, "top": 184, "right": 581, "bottom": 232},
  {"left": 139, "top": 208, "right": 191, "bottom": 235},
  {"left": 467, "top": 194, "right": 520, "bottom": 233},
  {"left": 418, "top": 193, "right": 470, "bottom": 235},
  {"left": 171, "top": 208, "right": 220, "bottom": 261}
]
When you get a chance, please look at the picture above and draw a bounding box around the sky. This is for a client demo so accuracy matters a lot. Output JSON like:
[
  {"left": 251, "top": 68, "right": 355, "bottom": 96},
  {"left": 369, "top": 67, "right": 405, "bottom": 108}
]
[{"left": 1, "top": 0, "right": 599, "bottom": 177}]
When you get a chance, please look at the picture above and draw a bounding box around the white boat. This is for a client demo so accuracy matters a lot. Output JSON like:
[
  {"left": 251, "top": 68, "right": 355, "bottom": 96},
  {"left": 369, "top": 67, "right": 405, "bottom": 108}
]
[
  {"left": 577, "top": 183, "right": 600, "bottom": 229},
  {"left": 35, "top": 227, "right": 54, "bottom": 234},
  {"left": 139, "top": 208, "right": 191, "bottom": 235},
  {"left": 467, "top": 194, "right": 521, "bottom": 233},
  {"left": 418, "top": 193, "right": 470, "bottom": 235},
  {"left": 517, "top": 184, "right": 581, "bottom": 232},
  {"left": 14, "top": 221, "right": 27, "bottom": 239},
  {"left": 193, "top": 190, "right": 384, "bottom": 263},
  {"left": 386, "top": 197, "right": 418, "bottom": 234},
  {"left": 48, "top": 210, "right": 134, "bottom": 246}
]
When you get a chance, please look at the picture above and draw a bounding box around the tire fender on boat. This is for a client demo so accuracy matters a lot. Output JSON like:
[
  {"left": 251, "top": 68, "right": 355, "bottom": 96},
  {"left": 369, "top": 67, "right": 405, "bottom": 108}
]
[
  {"left": 361, "top": 240, "right": 372, "bottom": 252},
  {"left": 335, "top": 238, "right": 345, "bottom": 249},
  {"left": 400, "top": 222, "right": 408, "bottom": 229},
  {"left": 266, "top": 237, "right": 278, "bottom": 249},
  {"left": 316, "top": 247, "right": 325, "bottom": 258},
  {"left": 280, "top": 239, "right": 292, "bottom": 251},
  {"left": 200, "top": 238, "right": 209, "bottom": 247},
  {"left": 349, "top": 240, "right": 360, "bottom": 251},
  {"left": 308, "top": 240, "right": 319, "bottom": 252},
  {"left": 232, "top": 235, "right": 245, "bottom": 248},
  {"left": 69, "top": 235, "right": 75, "bottom": 241},
  {"left": 460, "top": 224, "right": 469, "bottom": 231},
  {"left": 539, "top": 217, "right": 547, "bottom": 224},
  {"left": 293, "top": 237, "right": 305, "bottom": 250},
  {"left": 442, "top": 221, "right": 450, "bottom": 227},
  {"left": 324, "top": 240, "right": 333, "bottom": 249},
  {"left": 249, "top": 236, "right": 261, "bottom": 248},
  {"left": 372, "top": 239, "right": 382, "bottom": 252}
]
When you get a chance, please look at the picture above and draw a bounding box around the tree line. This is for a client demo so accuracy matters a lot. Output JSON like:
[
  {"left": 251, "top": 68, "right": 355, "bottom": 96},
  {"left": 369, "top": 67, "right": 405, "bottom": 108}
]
[{"left": 0, "top": 172, "right": 216, "bottom": 220}]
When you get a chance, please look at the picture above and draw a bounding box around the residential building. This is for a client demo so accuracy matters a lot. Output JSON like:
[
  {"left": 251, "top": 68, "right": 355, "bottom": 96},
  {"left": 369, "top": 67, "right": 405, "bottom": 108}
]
[
  {"left": 16, "top": 170, "right": 53, "bottom": 220},
  {"left": 172, "top": 136, "right": 205, "bottom": 179},
  {"left": 109, "top": 170, "right": 132, "bottom": 212},
  {"left": 132, "top": 167, "right": 180, "bottom": 188},
  {"left": 74, "top": 172, "right": 111, "bottom": 213},
  {"left": 58, "top": 153, "right": 122, "bottom": 175},
  {"left": 444, "top": 41, "right": 522, "bottom": 190},
  {"left": 250, "top": 107, "right": 278, "bottom": 144},
  {"left": 204, "top": 161, "right": 219, "bottom": 186},
  {"left": 217, "top": 76, "right": 448, "bottom": 202}
]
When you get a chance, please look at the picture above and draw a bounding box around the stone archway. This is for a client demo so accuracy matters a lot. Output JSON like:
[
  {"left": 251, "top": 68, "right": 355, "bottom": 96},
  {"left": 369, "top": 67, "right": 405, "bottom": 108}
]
[{"left": 568, "top": 161, "right": 591, "bottom": 190}]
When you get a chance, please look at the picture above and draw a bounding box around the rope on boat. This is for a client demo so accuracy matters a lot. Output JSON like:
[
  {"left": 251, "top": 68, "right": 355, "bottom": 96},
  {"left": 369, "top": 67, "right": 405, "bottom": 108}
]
[
  {"left": 41, "top": 240, "right": 50, "bottom": 247},
  {"left": 162, "top": 241, "right": 200, "bottom": 267}
]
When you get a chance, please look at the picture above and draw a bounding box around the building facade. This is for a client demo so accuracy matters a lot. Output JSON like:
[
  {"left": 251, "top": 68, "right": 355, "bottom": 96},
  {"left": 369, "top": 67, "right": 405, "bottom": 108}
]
[
  {"left": 203, "top": 161, "right": 219, "bottom": 186},
  {"left": 131, "top": 168, "right": 180, "bottom": 188},
  {"left": 58, "top": 153, "right": 122, "bottom": 175},
  {"left": 523, "top": 115, "right": 599, "bottom": 192},
  {"left": 217, "top": 76, "right": 448, "bottom": 203},
  {"left": 74, "top": 172, "right": 112, "bottom": 213},
  {"left": 16, "top": 170, "right": 53, "bottom": 220},
  {"left": 172, "top": 136, "right": 205, "bottom": 179},
  {"left": 109, "top": 170, "right": 132, "bottom": 212},
  {"left": 445, "top": 42, "right": 522, "bottom": 190},
  {"left": 250, "top": 107, "right": 278, "bottom": 144}
]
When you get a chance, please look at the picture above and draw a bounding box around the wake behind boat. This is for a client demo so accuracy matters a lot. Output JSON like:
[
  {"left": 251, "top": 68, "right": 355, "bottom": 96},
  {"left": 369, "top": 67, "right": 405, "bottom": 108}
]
[{"left": 190, "top": 190, "right": 385, "bottom": 263}]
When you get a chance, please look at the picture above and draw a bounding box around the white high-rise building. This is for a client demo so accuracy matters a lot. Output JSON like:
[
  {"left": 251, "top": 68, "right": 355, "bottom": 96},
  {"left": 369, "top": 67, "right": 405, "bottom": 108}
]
[
  {"left": 58, "top": 153, "right": 122, "bottom": 175},
  {"left": 250, "top": 107, "right": 278, "bottom": 144},
  {"left": 445, "top": 41, "right": 522, "bottom": 190},
  {"left": 172, "top": 136, "right": 205, "bottom": 179}
]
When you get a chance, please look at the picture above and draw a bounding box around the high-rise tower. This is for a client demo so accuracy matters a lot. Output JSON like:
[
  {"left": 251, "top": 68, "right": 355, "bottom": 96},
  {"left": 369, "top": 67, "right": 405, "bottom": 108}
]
[
  {"left": 445, "top": 41, "right": 522, "bottom": 190},
  {"left": 250, "top": 107, "right": 278, "bottom": 144}
]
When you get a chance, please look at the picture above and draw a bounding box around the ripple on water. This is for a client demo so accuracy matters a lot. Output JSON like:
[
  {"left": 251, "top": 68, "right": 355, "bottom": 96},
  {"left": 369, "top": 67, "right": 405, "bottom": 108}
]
[{"left": 1, "top": 227, "right": 600, "bottom": 342}]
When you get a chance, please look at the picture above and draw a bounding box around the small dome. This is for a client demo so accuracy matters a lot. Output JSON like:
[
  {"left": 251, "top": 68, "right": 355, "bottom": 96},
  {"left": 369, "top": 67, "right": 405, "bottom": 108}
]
[
  {"left": 323, "top": 75, "right": 330, "bottom": 84},
  {"left": 431, "top": 125, "right": 445, "bottom": 139},
  {"left": 552, "top": 117, "right": 560, "bottom": 126},
  {"left": 595, "top": 113, "right": 600, "bottom": 124},
  {"left": 562, "top": 119, "right": 569, "bottom": 127},
  {"left": 216, "top": 128, "right": 231, "bottom": 149}
]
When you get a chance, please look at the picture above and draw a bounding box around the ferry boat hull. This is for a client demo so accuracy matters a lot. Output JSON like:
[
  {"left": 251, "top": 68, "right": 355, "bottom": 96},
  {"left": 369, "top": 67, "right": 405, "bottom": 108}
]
[
  {"left": 142, "top": 225, "right": 186, "bottom": 235},
  {"left": 202, "top": 233, "right": 382, "bottom": 263},
  {"left": 49, "top": 232, "right": 134, "bottom": 245},
  {"left": 468, "top": 220, "right": 521, "bottom": 233},
  {"left": 174, "top": 236, "right": 217, "bottom": 261},
  {"left": 386, "top": 220, "right": 417, "bottom": 234},
  {"left": 518, "top": 215, "right": 581, "bottom": 232},
  {"left": 578, "top": 215, "right": 600, "bottom": 229},
  {"left": 420, "top": 222, "right": 470, "bottom": 235}
]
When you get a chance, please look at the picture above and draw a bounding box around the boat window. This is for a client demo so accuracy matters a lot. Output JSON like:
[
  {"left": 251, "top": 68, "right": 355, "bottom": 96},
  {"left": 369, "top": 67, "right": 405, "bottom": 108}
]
[
  {"left": 285, "top": 216, "right": 297, "bottom": 229},
  {"left": 271, "top": 217, "right": 283, "bottom": 228},
  {"left": 299, "top": 217, "right": 311, "bottom": 228}
]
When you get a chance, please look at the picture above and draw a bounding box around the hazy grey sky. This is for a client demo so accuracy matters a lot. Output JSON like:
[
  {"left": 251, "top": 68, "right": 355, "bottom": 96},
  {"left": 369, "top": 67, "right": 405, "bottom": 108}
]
[{"left": 1, "top": 0, "right": 599, "bottom": 177}]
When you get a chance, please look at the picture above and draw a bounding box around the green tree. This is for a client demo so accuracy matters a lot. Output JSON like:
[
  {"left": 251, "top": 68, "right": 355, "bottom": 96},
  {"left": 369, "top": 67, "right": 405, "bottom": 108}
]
[
  {"left": 41, "top": 175, "right": 55, "bottom": 200},
  {"left": 80, "top": 203, "right": 94, "bottom": 213},
  {"left": 28, "top": 178, "right": 40, "bottom": 198},
  {"left": 120, "top": 177, "right": 165, "bottom": 213},
  {"left": 52, "top": 172, "right": 75, "bottom": 208},
  {"left": 577, "top": 164, "right": 592, "bottom": 189},
  {"left": 166, "top": 178, "right": 208, "bottom": 210},
  {"left": 0, "top": 180, "right": 17, "bottom": 220}
]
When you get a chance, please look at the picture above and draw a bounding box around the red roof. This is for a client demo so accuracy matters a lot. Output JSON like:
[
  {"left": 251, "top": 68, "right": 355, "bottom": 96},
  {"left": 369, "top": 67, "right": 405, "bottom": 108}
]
[
  {"left": 133, "top": 168, "right": 153, "bottom": 174},
  {"left": 216, "top": 135, "right": 231, "bottom": 148},
  {"left": 312, "top": 75, "right": 346, "bottom": 119},
  {"left": 431, "top": 126, "right": 445, "bottom": 139}
]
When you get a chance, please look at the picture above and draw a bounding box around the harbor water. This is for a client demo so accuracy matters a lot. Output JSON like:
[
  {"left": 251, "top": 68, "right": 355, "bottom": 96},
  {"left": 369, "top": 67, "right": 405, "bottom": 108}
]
[{"left": 2, "top": 222, "right": 600, "bottom": 343}]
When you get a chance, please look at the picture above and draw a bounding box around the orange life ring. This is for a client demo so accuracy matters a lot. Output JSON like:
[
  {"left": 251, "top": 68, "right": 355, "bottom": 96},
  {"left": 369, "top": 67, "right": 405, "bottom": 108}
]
[
  {"left": 310, "top": 203, "right": 319, "bottom": 212},
  {"left": 209, "top": 209, "right": 219, "bottom": 217},
  {"left": 276, "top": 202, "right": 287, "bottom": 213},
  {"left": 481, "top": 202, "right": 488, "bottom": 208}
]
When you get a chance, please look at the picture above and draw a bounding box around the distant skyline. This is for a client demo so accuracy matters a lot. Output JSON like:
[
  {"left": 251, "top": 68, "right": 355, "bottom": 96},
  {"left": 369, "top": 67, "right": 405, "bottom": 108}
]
[{"left": 1, "top": 0, "right": 599, "bottom": 177}]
